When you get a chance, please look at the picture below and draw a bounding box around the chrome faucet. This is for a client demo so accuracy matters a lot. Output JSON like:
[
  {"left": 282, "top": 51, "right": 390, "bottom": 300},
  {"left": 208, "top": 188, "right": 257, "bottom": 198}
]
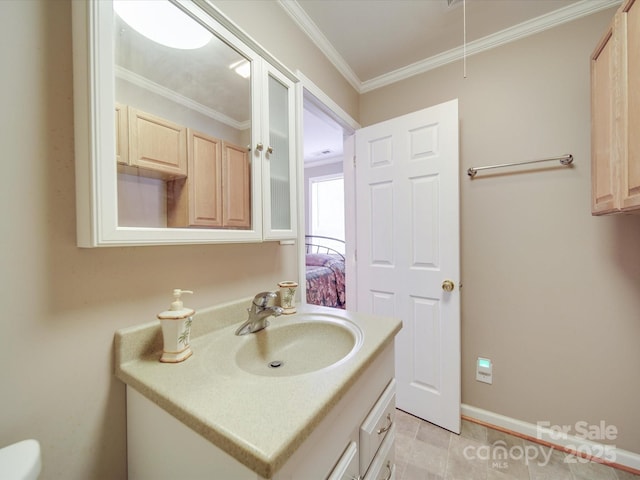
[{"left": 235, "top": 291, "right": 284, "bottom": 335}]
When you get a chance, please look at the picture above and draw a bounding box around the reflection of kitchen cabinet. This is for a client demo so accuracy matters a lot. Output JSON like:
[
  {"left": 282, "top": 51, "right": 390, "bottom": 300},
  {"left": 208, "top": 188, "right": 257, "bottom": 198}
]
[
  {"left": 117, "top": 106, "right": 188, "bottom": 179},
  {"left": 222, "top": 141, "right": 251, "bottom": 228},
  {"left": 167, "top": 131, "right": 250, "bottom": 229},
  {"left": 115, "top": 103, "right": 129, "bottom": 166},
  {"left": 591, "top": 0, "right": 640, "bottom": 215},
  {"left": 167, "top": 130, "right": 222, "bottom": 228}
]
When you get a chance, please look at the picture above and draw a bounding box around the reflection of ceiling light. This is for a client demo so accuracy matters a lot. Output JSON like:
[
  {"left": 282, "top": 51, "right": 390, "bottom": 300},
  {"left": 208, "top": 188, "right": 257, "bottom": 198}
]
[
  {"left": 114, "top": 0, "right": 213, "bottom": 50},
  {"left": 229, "top": 59, "right": 251, "bottom": 79}
]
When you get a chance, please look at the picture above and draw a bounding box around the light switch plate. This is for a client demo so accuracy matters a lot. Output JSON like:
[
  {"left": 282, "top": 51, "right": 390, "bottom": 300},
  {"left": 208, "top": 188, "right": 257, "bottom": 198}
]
[{"left": 476, "top": 357, "right": 492, "bottom": 384}]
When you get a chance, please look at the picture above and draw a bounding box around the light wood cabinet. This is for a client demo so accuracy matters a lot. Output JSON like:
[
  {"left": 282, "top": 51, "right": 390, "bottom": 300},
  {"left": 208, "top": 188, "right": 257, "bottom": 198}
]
[
  {"left": 115, "top": 103, "right": 129, "bottom": 166},
  {"left": 167, "top": 130, "right": 250, "bottom": 229},
  {"left": 591, "top": 0, "right": 640, "bottom": 215},
  {"left": 222, "top": 141, "right": 251, "bottom": 228},
  {"left": 117, "top": 106, "right": 188, "bottom": 179},
  {"left": 167, "top": 130, "right": 222, "bottom": 228}
]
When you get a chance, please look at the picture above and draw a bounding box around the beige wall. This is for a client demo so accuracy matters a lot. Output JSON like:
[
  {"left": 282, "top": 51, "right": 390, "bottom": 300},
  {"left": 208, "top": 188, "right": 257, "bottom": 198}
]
[
  {"left": 0, "top": 1, "right": 355, "bottom": 479},
  {"left": 362, "top": 8, "right": 640, "bottom": 453},
  {"left": 4, "top": 1, "right": 638, "bottom": 478}
]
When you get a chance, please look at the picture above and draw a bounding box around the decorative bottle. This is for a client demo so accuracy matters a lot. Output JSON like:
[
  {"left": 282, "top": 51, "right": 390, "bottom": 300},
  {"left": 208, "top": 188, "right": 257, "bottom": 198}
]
[{"left": 157, "top": 289, "right": 195, "bottom": 363}]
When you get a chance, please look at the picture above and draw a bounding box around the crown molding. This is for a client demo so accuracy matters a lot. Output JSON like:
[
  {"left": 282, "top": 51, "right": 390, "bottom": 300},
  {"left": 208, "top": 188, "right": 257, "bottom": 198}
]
[
  {"left": 115, "top": 65, "right": 250, "bottom": 130},
  {"left": 278, "top": 0, "right": 361, "bottom": 92},
  {"left": 279, "top": 0, "right": 622, "bottom": 94},
  {"left": 361, "top": 0, "right": 621, "bottom": 92}
]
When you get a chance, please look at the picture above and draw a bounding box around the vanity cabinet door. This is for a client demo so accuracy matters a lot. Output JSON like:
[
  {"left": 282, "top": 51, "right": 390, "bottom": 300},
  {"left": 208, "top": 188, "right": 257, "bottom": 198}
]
[
  {"left": 326, "top": 442, "right": 359, "bottom": 480},
  {"left": 222, "top": 141, "right": 251, "bottom": 228},
  {"left": 128, "top": 107, "right": 188, "bottom": 179},
  {"left": 360, "top": 379, "right": 396, "bottom": 476},
  {"left": 362, "top": 424, "right": 396, "bottom": 480}
]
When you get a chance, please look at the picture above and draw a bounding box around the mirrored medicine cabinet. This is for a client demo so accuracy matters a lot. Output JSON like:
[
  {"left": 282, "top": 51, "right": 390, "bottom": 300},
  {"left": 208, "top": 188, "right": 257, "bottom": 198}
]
[{"left": 72, "top": 0, "right": 298, "bottom": 247}]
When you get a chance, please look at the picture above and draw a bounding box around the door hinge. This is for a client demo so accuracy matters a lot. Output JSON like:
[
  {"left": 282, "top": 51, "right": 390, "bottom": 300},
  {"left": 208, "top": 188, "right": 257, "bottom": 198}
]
[{"left": 353, "top": 155, "right": 356, "bottom": 168}]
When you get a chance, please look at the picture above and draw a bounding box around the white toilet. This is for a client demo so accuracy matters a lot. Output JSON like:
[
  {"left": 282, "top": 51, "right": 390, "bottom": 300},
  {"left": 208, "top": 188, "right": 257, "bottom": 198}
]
[{"left": 0, "top": 440, "right": 41, "bottom": 480}]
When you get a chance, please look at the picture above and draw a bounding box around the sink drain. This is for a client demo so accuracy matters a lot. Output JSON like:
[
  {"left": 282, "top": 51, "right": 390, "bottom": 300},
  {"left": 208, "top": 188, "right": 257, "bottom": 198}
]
[{"left": 268, "top": 360, "right": 284, "bottom": 368}]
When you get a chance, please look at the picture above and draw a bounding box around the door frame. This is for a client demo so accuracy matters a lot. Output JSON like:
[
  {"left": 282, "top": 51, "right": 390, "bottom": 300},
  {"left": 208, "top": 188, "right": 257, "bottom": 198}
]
[{"left": 295, "top": 72, "right": 360, "bottom": 306}]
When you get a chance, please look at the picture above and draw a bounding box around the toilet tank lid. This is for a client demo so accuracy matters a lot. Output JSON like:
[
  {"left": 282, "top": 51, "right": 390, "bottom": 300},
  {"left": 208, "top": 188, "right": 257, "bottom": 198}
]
[{"left": 0, "top": 439, "right": 41, "bottom": 480}]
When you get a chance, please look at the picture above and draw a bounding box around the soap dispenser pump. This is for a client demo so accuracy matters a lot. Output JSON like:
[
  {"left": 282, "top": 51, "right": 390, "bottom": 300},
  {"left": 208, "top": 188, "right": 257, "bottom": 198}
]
[{"left": 157, "top": 289, "right": 195, "bottom": 363}]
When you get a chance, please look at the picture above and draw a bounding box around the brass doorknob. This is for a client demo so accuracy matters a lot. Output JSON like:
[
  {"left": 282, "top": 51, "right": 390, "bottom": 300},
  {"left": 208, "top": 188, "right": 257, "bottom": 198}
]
[{"left": 442, "top": 280, "right": 455, "bottom": 292}]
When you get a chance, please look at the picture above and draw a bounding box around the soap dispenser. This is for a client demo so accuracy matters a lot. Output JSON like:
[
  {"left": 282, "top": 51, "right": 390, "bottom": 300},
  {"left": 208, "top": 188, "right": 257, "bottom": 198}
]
[{"left": 157, "top": 289, "right": 195, "bottom": 363}]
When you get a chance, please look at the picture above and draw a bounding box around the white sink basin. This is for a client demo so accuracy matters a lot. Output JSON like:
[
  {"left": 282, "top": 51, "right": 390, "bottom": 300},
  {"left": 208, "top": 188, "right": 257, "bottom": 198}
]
[{"left": 235, "top": 313, "right": 363, "bottom": 376}]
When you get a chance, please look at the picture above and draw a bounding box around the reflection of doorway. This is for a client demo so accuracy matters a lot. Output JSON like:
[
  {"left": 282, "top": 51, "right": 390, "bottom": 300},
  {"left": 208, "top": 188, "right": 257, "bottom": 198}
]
[
  {"left": 308, "top": 174, "right": 344, "bottom": 252},
  {"left": 300, "top": 87, "right": 353, "bottom": 309}
]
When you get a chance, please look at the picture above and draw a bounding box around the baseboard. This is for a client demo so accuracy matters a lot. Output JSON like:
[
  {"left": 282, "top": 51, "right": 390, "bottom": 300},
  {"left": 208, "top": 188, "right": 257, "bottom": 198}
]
[{"left": 461, "top": 404, "right": 640, "bottom": 475}]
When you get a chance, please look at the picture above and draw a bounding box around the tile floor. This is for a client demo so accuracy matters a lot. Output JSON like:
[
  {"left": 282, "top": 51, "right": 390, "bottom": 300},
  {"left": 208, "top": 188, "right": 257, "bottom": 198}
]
[{"left": 395, "top": 409, "right": 640, "bottom": 480}]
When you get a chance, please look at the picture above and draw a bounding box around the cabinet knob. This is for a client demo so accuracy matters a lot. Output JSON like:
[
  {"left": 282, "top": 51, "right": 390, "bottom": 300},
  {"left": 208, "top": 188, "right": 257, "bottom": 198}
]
[
  {"left": 442, "top": 280, "right": 455, "bottom": 292},
  {"left": 256, "top": 143, "right": 264, "bottom": 152},
  {"left": 267, "top": 145, "right": 274, "bottom": 154}
]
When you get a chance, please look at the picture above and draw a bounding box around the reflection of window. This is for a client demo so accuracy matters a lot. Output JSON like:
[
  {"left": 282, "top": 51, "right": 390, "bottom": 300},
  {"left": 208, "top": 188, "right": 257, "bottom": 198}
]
[{"left": 310, "top": 174, "right": 344, "bottom": 253}]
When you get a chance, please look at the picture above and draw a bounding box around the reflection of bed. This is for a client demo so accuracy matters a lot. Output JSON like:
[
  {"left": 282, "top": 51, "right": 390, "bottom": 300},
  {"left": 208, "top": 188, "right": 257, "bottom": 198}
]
[{"left": 305, "top": 235, "right": 346, "bottom": 309}]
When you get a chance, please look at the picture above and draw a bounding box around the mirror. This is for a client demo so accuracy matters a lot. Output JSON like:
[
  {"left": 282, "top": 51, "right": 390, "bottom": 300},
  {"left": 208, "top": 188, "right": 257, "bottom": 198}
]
[
  {"left": 72, "top": 0, "right": 273, "bottom": 246},
  {"left": 114, "top": 1, "right": 252, "bottom": 230}
]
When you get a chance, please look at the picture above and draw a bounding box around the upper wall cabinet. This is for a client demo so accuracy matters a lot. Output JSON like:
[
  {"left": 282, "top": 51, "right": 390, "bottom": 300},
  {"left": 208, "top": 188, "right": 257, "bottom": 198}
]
[
  {"left": 72, "top": 0, "right": 297, "bottom": 246},
  {"left": 591, "top": 0, "right": 640, "bottom": 215}
]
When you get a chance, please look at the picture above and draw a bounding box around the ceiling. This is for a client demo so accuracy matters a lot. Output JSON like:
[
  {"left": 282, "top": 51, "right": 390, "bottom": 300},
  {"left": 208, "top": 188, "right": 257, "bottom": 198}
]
[
  {"left": 292, "top": 0, "right": 619, "bottom": 162},
  {"left": 115, "top": 0, "right": 620, "bottom": 164}
]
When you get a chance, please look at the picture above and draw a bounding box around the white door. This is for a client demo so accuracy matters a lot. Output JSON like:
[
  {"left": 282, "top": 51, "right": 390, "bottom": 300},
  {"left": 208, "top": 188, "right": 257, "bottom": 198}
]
[{"left": 354, "top": 100, "right": 460, "bottom": 433}]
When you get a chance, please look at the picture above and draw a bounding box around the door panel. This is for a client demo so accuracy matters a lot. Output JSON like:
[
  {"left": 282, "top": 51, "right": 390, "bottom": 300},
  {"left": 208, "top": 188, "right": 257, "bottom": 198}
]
[{"left": 355, "top": 100, "right": 460, "bottom": 433}]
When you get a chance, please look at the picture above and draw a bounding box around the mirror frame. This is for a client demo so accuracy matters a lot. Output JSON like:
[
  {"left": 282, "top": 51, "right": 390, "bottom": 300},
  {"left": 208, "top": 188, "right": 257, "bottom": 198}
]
[{"left": 72, "top": 0, "right": 295, "bottom": 247}]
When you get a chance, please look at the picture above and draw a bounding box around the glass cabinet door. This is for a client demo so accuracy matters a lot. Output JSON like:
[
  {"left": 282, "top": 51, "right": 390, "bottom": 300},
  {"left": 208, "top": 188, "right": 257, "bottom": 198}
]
[{"left": 263, "top": 65, "right": 297, "bottom": 240}]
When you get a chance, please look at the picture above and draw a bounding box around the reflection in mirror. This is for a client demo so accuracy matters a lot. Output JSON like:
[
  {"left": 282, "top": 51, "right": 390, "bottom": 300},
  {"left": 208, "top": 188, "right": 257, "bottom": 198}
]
[{"left": 113, "top": 1, "right": 252, "bottom": 229}]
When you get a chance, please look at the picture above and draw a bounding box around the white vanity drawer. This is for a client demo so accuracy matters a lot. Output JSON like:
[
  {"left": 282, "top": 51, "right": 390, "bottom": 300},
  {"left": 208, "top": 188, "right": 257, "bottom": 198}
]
[
  {"left": 359, "top": 379, "right": 396, "bottom": 475},
  {"left": 327, "top": 441, "right": 359, "bottom": 480},
  {"left": 363, "top": 423, "right": 396, "bottom": 480}
]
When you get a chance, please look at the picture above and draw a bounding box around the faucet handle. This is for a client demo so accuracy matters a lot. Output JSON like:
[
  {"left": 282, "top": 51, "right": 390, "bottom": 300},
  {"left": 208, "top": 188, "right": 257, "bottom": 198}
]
[{"left": 252, "top": 291, "right": 276, "bottom": 307}]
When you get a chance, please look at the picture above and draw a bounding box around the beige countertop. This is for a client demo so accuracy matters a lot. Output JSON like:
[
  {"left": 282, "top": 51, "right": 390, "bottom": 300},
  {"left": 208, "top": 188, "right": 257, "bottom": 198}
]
[{"left": 114, "top": 298, "right": 401, "bottom": 478}]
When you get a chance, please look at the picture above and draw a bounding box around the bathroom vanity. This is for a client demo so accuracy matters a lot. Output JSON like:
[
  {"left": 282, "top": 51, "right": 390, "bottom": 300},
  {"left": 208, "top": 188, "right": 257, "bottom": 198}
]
[{"left": 115, "top": 299, "right": 402, "bottom": 479}]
